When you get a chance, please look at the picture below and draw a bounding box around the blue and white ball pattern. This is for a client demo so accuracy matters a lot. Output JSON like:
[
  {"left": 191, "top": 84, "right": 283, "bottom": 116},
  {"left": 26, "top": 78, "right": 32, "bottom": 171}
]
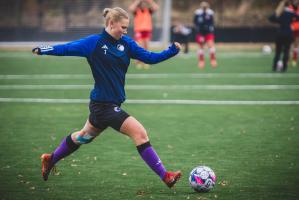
[{"left": 189, "top": 166, "right": 216, "bottom": 192}]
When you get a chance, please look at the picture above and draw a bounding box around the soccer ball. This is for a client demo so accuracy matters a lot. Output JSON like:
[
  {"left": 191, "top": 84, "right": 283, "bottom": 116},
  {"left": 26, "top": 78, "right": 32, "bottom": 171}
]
[
  {"left": 189, "top": 166, "right": 216, "bottom": 192},
  {"left": 262, "top": 45, "right": 272, "bottom": 54}
]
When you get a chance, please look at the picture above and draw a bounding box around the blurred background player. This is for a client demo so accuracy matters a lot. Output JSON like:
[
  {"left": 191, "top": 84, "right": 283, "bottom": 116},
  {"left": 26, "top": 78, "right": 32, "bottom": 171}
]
[
  {"left": 269, "top": 0, "right": 299, "bottom": 72},
  {"left": 289, "top": 0, "right": 299, "bottom": 67},
  {"left": 193, "top": 1, "right": 217, "bottom": 69},
  {"left": 129, "top": 0, "right": 159, "bottom": 69}
]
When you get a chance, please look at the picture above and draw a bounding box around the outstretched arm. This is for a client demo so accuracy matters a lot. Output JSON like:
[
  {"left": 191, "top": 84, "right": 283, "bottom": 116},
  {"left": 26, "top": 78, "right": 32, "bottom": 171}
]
[
  {"left": 129, "top": 39, "right": 181, "bottom": 64},
  {"left": 275, "top": 0, "right": 287, "bottom": 17},
  {"left": 32, "top": 35, "right": 99, "bottom": 57}
]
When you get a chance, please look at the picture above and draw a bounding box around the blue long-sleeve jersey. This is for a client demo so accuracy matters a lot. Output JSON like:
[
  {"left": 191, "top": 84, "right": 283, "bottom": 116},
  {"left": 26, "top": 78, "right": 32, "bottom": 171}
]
[
  {"left": 193, "top": 8, "right": 215, "bottom": 35},
  {"left": 39, "top": 29, "right": 179, "bottom": 105}
]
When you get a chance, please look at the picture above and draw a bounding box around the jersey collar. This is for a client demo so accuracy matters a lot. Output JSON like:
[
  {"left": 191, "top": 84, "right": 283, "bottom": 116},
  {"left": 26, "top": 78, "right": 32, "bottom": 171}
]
[{"left": 102, "top": 29, "right": 119, "bottom": 44}]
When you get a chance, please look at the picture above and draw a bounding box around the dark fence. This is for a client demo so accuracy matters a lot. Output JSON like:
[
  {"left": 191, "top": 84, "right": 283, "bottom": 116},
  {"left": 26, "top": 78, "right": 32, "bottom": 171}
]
[
  {"left": 171, "top": 26, "right": 277, "bottom": 43},
  {"left": 214, "top": 27, "right": 277, "bottom": 42},
  {"left": 0, "top": 26, "right": 277, "bottom": 43}
]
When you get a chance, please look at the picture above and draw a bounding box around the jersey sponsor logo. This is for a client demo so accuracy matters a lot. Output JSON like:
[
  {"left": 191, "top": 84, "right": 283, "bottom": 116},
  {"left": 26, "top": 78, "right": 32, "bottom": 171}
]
[
  {"left": 117, "top": 44, "right": 125, "bottom": 51},
  {"left": 101, "top": 45, "right": 108, "bottom": 49},
  {"left": 102, "top": 44, "right": 108, "bottom": 54},
  {"left": 114, "top": 106, "right": 121, "bottom": 112}
]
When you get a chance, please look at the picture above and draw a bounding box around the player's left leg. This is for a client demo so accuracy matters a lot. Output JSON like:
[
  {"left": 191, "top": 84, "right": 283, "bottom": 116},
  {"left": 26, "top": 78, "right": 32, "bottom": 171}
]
[
  {"left": 292, "top": 46, "right": 298, "bottom": 66},
  {"left": 197, "top": 46, "right": 205, "bottom": 69},
  {"left": 206, "top": 34, "right": 217, "bottom": 68},
  {"left": 134, "top": 31, "right": 144, "bottom": 69},
  {"left": 291, "top": 35, "right": 299, "bottom": 67},
  {"left": 119, "top": 116, "right": 181, "bottom": 188},
  {"left": 41, "top": 120, "right": 103, "bottom": 181},
  {"left": 282, "top": 36, "right": 293, "bottom": 72}
]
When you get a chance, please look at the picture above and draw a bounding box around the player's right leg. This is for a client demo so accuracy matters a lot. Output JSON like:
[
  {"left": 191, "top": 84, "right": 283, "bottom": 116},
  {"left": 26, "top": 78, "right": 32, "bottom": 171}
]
[
  {"left": 41, "top": 120, "right": 103, "bottom": 181},
  {"left": 196, "top": 34, "right": 205, "bottom": 69},
  {"left": 282, "top": 37, "right": 293, "bottom": 72},
  {"left": 206, "top": 35, "right": 217, "bottom": 68},
  {"left": 291, "top": 33, "right": 299, "bottom": 67}
]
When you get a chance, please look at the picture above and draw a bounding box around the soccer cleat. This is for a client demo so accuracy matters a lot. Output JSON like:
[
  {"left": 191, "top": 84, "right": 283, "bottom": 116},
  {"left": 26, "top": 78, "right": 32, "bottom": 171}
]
[
  {"left": 41, "top": 153, "right": 55, "bottom": 181},
  {"left": 211, "top": 59, "right": 217, "bottom": 68},
  {"left": 198, "top": 60, "right": 205, "bottom": 69},
  {"left": 291, "top": 60, "right": 297, "bottom": 67},
  {"left": 163, "top": 171, "right": 182, "bottom": 188}
]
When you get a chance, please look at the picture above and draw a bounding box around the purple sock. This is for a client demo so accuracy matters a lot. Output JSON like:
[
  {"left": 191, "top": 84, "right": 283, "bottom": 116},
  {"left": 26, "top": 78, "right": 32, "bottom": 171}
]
[
  {"left": 137, "top": 141, "right": 166, "bottom": 180},
  {"left": 51, "top": 134, "right": 80, "bottom": 165}
]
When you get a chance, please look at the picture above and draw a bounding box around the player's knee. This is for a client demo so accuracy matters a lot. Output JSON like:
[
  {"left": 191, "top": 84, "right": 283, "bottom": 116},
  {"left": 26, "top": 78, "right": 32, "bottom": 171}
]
[
  {"left": 135, "top": 129, "right": 149, "bottom": 144},
  {"left": 209, "top": 47, "right": 216, "bottom": 53},
  {"left": 74, "top": 131, "right": 95, "bottom": 144}
]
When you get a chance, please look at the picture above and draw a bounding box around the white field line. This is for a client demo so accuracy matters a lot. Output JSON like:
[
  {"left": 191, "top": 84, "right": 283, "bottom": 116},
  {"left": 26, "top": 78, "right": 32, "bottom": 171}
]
[
  {"left": 1, "top": 73, "right": 299, "bottom": 79},
  {"left": 1, "top": 84, "right": 299, "bottom": 90},
  {"left": 0, "top": 98, "right": 299, "bottom": 105}
]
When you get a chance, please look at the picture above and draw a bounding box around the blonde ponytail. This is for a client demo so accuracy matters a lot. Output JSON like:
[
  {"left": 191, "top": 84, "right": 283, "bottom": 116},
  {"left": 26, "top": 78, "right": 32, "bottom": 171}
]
[
  {"left": 103, "top": 8, "right": 111, "bottom": 18},
  {"left": 103, "top": 7, "right": 129, "bottom": 27}
]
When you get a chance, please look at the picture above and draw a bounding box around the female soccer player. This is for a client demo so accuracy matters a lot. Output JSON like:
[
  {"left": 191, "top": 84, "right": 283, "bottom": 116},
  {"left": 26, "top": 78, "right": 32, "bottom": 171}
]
[
  {"left": 193, "top": 1, "right": 217, "bottom": 69},
  {"left": 32, "top": 7, "right": 181, "bottom": 188}
]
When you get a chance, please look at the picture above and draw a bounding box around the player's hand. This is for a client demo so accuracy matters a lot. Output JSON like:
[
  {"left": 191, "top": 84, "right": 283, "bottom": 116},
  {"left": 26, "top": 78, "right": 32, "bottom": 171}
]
[
  {"left": 174, "top": 42, "right": 182, "bottom": 50},
  {"left": 32, "top": 47, "right": 41, "bottom": 55}
]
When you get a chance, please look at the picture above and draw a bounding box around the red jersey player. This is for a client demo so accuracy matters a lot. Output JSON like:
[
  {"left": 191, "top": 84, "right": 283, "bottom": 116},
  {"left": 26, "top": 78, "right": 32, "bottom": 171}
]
[
  {"left": 289, "top": 0, "right": 299, "bottom": 66},
  {"left": 193, "top": 1, "right": 217, "bottom": 69}
]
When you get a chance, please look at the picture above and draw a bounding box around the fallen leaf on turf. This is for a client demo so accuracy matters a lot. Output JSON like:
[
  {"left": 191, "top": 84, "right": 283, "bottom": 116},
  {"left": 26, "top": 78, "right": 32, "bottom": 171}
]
[
  {"left": 136, "top": 190, "right": 146, "bottom": 196},
  {"left": 219, "top": 180, "right": 228, "bottom": 186}
]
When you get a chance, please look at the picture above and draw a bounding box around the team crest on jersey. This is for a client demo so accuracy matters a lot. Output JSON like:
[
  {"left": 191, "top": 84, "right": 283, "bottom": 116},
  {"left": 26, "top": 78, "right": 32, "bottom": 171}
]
[{"left": 117, "top": 44, "right": 125, "bottom": 51}]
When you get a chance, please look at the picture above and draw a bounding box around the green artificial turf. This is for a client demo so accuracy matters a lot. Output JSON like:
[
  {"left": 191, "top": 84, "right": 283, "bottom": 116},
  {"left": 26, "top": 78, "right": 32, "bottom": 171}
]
[{"left": 0, "top": 48, "right": 298, "bottom": 200}]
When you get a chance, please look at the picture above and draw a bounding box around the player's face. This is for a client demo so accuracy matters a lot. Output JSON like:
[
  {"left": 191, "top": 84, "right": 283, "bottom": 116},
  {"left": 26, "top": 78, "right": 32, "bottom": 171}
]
[{"left": 110, "top": 18, "right": 129, "bottom": 40}]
